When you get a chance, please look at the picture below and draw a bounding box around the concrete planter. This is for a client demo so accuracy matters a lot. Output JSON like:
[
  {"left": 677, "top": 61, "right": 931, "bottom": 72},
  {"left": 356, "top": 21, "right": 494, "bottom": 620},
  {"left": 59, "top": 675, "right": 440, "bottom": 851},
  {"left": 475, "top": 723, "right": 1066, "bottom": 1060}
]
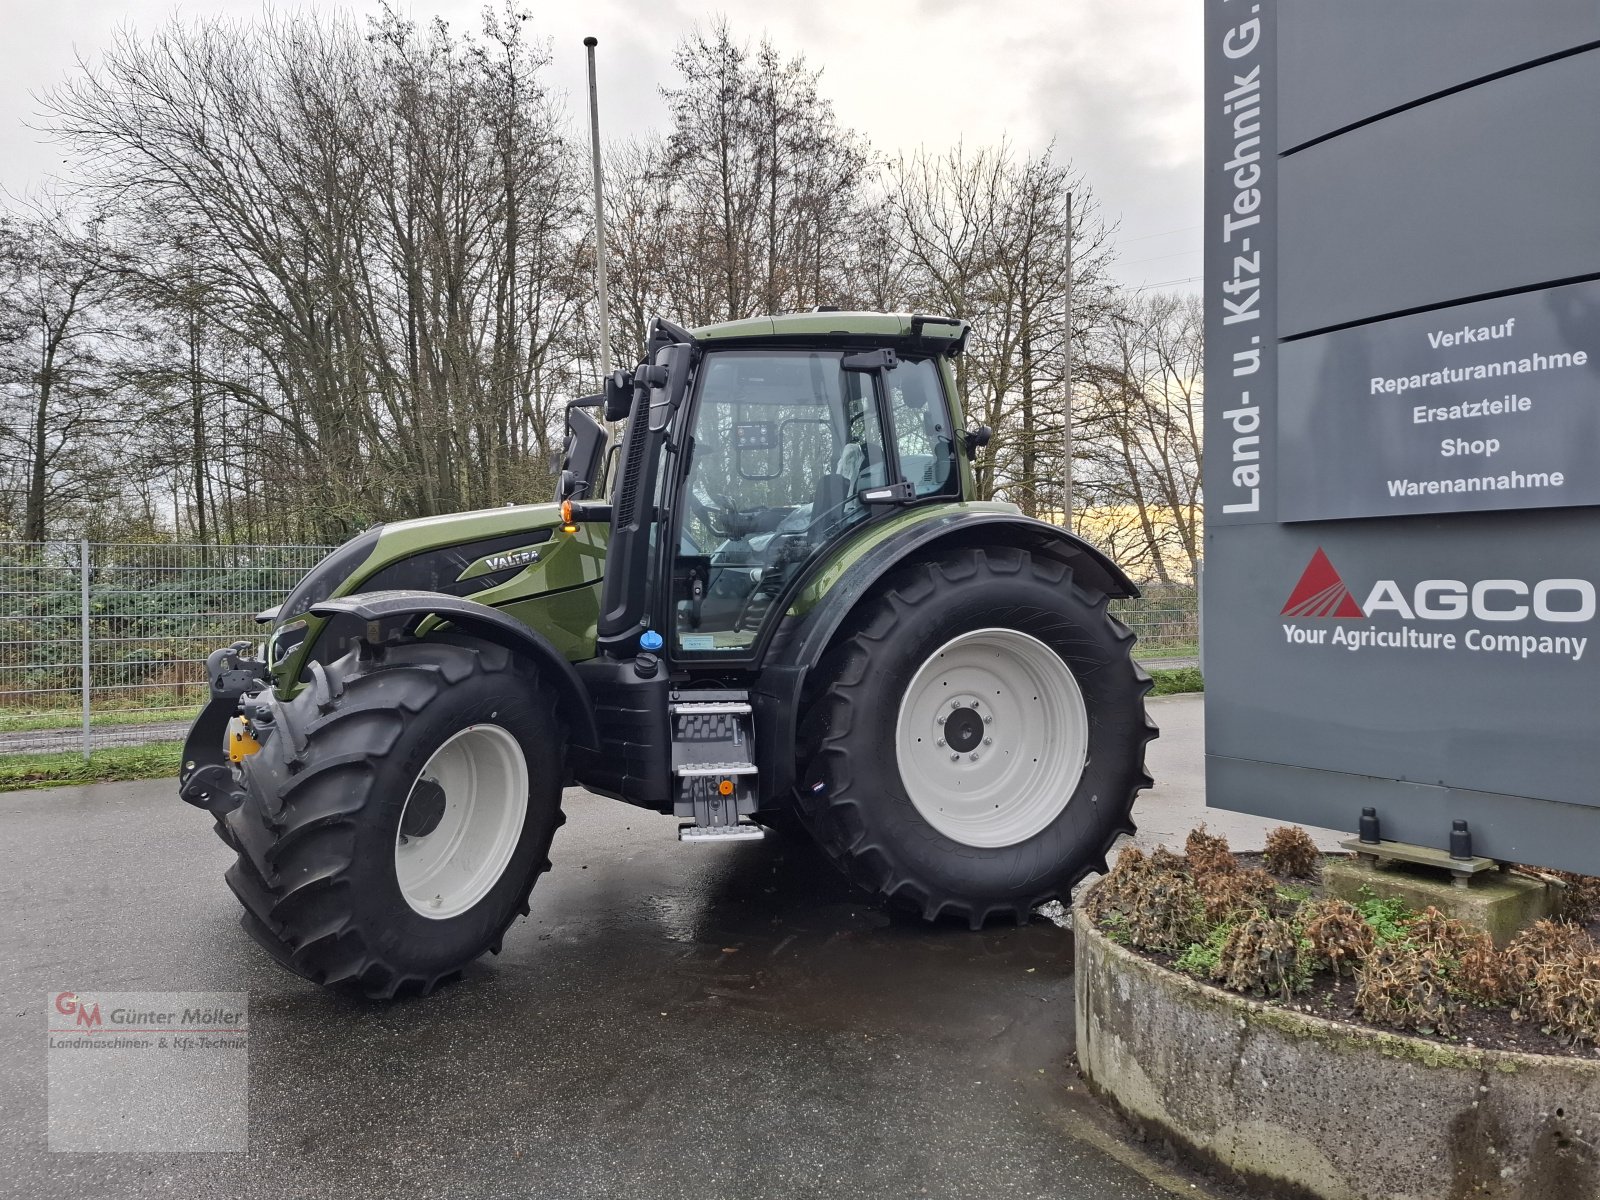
[{"left": 1073, "top": 887, "right": 1600, "bottom": 1199}]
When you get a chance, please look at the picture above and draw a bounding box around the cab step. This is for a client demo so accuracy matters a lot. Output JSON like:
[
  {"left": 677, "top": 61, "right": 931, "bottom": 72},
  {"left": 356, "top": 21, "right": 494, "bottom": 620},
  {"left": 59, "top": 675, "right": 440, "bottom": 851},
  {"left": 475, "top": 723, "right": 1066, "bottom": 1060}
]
[
  {"left": 670, "top": 688, "right": 760, "bottom": 838},
  {"left": 678, "top": 822, "right": 766, "bottom": 843}
]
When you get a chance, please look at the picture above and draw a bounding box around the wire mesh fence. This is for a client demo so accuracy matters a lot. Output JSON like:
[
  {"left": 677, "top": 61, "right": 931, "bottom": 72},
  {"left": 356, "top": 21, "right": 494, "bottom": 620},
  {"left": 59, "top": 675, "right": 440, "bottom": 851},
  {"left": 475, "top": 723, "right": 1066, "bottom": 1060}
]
[
  {"left": 1114, "top": 581, "right": 1202, "bottom": 662},
  {"left": 0, "top": 539, "right": 1199, "bottom": 759},
  {"left": 0, "top": 541, "right": 333, "bottom": 754}
]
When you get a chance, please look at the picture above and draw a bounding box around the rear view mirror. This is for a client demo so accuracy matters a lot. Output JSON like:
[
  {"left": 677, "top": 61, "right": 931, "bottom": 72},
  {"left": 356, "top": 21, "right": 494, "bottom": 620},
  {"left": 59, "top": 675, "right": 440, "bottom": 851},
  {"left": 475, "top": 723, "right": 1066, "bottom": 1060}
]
[
  {"left": 558, "top": 401, "right": 609, "bottom": 502},
  {"left": 603, "top": 370, "right": 634, "bottom": 423}
]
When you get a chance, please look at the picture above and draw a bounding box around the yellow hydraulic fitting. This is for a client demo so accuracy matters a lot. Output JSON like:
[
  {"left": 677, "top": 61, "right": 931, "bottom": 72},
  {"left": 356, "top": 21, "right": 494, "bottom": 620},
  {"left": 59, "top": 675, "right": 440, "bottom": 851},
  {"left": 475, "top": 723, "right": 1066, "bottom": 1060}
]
[{"left": 226, "top": 715, "right": 263, "bottom": 763}]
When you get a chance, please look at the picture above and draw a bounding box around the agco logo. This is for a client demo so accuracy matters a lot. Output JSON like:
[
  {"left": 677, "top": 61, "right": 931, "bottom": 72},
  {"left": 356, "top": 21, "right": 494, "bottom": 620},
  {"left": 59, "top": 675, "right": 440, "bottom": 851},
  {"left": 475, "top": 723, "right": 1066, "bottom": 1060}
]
[
  {"left": 54, "top": 990, "right": 102, "bottom": 1029},
  {"left": 1280, "top": 549, "right": 1593, "bottom": 662},
  {"left": 1281, "top": 548, "right": 1594, "bottom": 623}
]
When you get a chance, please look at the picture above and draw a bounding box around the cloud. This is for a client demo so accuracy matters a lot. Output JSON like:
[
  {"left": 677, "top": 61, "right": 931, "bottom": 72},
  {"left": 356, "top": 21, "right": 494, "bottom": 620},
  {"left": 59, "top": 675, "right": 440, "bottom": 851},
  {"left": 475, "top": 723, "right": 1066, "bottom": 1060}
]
[{"left": 0, "top": 0, "right": 1202, "bottom": 288}]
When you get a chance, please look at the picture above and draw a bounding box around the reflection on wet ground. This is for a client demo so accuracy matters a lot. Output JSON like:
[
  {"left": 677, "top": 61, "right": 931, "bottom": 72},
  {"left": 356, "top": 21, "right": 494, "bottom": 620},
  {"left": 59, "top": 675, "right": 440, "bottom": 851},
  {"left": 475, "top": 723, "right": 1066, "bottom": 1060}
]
[{"left": 2, "top": 780, "right": 1180, "bottom": 1199}]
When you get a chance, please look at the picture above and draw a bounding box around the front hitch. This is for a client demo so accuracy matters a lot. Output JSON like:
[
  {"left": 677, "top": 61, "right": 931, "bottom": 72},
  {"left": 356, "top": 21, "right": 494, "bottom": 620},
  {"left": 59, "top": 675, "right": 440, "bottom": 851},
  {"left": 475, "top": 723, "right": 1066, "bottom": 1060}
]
[{"left": 178, "top": 641, "right": 270, "bottom": 817}]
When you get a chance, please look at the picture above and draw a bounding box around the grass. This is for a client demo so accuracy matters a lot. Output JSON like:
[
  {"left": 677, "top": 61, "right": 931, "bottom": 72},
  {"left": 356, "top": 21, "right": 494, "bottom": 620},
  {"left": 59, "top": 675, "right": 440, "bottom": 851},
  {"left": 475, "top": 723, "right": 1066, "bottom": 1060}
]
[
  {"left": 0, "top": 705, "right": 203, "bottom": 733},
  {"left": 1355, "top": 888, "right": 1415, "bottom": 945},
  {"left": 1149, "top": 666, "right": 1203, "bottom": 695},
  {"left": 1276, "top": 883, "right": 1314, "bottom": 906},
  {"left": 1174, "top": 922, "right": 1233, "bottom": 978},
  {"left": 0, "top": 742, "right": 183, "bottom": 790},
  {"left": 1134, "top": 641, "right": 1199, "bottom": 662}
]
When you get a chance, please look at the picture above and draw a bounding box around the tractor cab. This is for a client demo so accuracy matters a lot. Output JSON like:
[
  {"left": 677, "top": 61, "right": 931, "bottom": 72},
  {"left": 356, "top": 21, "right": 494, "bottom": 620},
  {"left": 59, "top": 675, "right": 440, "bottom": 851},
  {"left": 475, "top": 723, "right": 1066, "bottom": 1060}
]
[{"left": 561, "top": 312, "right": 974, "bottom": 664}]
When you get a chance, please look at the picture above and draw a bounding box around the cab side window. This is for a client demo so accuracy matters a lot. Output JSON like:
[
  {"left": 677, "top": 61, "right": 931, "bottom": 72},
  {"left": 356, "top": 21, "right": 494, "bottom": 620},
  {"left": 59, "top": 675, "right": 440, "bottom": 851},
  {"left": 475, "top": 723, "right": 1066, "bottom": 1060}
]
[{"left": 886, "top": 358, "right": 957, "bottom": 497}]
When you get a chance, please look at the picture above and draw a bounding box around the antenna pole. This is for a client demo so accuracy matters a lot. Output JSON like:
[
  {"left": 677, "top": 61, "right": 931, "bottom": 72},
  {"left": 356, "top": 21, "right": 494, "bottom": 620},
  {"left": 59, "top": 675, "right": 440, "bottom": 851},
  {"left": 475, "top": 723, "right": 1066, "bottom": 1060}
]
[
  {"left": 1062, "top": 190, "right": 1074, "bottom": 528},
  {"left": 584, "top": 37, "right": 613, "bottom": 380}
]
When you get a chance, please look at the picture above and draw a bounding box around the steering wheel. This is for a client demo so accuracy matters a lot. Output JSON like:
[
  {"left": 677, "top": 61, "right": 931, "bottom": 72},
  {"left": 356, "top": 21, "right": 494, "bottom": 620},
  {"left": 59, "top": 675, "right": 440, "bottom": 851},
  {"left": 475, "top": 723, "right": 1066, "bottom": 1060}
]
[{"left": 691, "top": 484, "right": 746, "bottom": 539}]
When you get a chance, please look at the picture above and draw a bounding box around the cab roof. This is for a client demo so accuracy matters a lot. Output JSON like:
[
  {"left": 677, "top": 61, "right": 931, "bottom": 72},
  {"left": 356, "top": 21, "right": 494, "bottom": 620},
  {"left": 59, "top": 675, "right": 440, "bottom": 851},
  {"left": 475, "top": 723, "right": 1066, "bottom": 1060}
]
[{"left": 690, "top": 310, "right": 970, "bottom": 355}]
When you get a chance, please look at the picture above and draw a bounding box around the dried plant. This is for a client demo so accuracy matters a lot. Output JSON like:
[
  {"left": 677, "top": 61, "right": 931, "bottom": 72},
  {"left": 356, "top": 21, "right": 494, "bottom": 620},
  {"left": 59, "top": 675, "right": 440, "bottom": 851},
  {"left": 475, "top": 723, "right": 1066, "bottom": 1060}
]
[
  {"left": 1218, "top": 912, "right": 1309, "bottom": 1001},
  {"left": 1554, "top": 871, "right": 1600, "bottom": 926},
  {"left": 1355, "top": 942, "right": 1458, "bottom": 1035},
  {"left": 1185, "top": 825, "right": 1235, "bottom": 882},
  {"left": 1262, "top": 825, "right": 1321, "bottom": 879},
  {"left": 1406, "top": 906, "right": 1477, "bottom": 957},
  {"left": 1301, "top": 898, "right": 1374, "bottom": 977},
  {"left": 1085, "top": 846, "right": 1154, "bottom": 921},
  {"left": 1197, "top": 866, "right": 1279, "bottom": 924},
  {"left": 1526, "top": 954, "right": 1600, "bottom": 1044},
  {"left": 1502, "top": 920, "right": 1597, "bottom": 1007},
  {"left": 1151, "top": 845, "right": 1189, "bottom": 876},
  {"left": 1456, "top": 933, "right": 1506, "bottom": 1005},
  {"left": 1126, "top": 870, "right": 1208, "bottom": 953}
]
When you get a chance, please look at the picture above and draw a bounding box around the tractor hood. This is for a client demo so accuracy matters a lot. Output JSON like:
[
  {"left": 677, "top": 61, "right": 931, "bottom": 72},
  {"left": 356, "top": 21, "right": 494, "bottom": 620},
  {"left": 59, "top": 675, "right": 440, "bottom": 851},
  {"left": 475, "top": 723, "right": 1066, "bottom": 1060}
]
[{"left": 266, "top": 503, "right": 608, "bottom": 687}]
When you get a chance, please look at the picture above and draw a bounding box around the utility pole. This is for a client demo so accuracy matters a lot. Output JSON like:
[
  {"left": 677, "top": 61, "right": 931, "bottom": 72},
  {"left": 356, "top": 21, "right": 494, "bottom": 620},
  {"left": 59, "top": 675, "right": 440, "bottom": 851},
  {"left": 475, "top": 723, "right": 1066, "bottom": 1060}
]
[
  {"left": 1062, "top": 190, "right": 1074, "bottom": 530},
  {"left": 584, "top": 37, "right": 613, "bottom": 381}
]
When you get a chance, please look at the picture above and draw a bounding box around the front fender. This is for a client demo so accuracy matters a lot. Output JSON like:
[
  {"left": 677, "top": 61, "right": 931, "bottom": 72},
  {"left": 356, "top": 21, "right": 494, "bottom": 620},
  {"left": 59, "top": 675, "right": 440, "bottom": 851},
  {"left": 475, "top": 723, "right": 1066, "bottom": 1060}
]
[{"left": 309, "top": 590, "right": 600, "bottom": 750}]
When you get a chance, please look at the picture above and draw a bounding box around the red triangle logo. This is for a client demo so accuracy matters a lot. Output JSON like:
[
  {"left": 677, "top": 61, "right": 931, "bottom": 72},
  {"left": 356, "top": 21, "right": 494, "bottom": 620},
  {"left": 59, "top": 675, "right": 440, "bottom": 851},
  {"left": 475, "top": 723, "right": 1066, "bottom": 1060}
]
[{"left": 1281, "top": 548, "right": 1365, "bottom": 618}]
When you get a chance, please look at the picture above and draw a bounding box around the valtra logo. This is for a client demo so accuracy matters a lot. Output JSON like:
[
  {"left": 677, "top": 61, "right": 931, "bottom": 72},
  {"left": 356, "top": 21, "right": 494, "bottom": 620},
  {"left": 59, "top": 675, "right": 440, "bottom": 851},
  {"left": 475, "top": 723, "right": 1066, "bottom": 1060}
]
[{"left": 1281, "top": 548, "right": 1365, "bottom": 618}]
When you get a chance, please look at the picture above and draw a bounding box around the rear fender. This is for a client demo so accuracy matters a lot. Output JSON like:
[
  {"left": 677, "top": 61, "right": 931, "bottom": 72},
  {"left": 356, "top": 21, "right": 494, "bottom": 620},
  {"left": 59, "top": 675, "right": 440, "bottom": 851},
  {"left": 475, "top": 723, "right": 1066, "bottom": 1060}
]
[
  {"left": 752, "top": 511, "right": 1138, "bottom": 800},
  {"left": 309, "top": 590, "right": 600, "bottom": 750}
]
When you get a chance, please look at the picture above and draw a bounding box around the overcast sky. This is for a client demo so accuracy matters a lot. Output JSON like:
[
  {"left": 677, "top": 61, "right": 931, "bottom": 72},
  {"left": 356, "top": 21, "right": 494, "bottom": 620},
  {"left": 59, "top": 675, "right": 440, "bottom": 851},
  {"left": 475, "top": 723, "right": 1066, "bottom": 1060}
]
[{"left": 0, "top": 0, "right": 1202, "bottom": 293}]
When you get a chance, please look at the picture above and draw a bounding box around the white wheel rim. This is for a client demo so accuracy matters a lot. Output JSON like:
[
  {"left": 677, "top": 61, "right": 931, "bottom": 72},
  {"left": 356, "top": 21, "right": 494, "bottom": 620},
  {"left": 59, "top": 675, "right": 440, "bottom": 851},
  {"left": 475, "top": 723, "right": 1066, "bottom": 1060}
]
[
  {"left": 394, "top": 724, "right": 529, "bottom": 920},
  {"left": 894, "top": 628, "right": 1089, "bottom": 849}
]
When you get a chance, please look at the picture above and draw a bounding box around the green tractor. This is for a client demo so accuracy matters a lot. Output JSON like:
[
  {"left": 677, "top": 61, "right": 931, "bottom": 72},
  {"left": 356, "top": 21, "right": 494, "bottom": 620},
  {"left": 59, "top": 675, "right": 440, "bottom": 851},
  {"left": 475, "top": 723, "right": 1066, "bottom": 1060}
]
[{"left": 179, "top": 311, "right": 1156, "bottom": 998}]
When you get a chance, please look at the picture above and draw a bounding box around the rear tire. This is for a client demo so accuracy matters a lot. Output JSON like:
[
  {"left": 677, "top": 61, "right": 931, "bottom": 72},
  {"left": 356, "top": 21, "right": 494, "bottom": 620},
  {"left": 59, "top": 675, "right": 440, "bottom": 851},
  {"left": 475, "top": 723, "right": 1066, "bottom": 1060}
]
[
  {"left": 795, "top": 546, "right": 1155, "bottom": 928},
  {"left": 221, "top": 635, "right": 565, "bottom": 998}
]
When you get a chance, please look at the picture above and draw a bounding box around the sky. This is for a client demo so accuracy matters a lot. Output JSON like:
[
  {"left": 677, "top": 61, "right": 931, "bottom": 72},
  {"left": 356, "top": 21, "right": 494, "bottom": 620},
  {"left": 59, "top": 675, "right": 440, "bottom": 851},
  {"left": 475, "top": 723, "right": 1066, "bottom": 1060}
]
[{"left": 0, "top": 0, "right": 1203, "bottom": 293}]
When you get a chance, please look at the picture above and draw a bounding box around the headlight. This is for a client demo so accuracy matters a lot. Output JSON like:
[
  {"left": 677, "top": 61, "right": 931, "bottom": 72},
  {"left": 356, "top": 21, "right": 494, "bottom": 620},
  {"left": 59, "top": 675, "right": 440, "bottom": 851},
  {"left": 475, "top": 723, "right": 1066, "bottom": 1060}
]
[
  {"left": 267, "top": 620, "right": 308, "bottom": 670},
  {"left": 275, "top": 526, "right": 384, "bottom": 625}
]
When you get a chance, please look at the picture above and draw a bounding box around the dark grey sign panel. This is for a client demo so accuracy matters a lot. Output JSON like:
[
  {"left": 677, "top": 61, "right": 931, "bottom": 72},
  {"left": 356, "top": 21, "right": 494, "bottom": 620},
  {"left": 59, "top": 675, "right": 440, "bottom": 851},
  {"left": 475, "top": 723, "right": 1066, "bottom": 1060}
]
[
  {"left": 1205, "top": 516, "right": 1600, "bottom": 809},
  {"left": 1203, "top": 515, "right": 1600, "bottom": 874},
  {"left": 1278, "top": 0, "right": 1600, "bottom": 151},
  {"left": 1278, "top": 47, "right": 1600, "bottom": 337},
  {"left": 1279, "top": 280, "right": 1600, "bottom": 521},
  {"left": 1204, "top": 0, "right": 1600, "bottom": 874}
]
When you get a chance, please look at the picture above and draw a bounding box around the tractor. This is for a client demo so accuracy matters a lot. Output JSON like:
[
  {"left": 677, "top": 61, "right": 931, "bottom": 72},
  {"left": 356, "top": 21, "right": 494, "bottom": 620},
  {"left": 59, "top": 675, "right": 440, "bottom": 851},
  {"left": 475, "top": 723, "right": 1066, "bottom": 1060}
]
[{"left": 179, "top": 311, "right": 1157, "bottom": 998}]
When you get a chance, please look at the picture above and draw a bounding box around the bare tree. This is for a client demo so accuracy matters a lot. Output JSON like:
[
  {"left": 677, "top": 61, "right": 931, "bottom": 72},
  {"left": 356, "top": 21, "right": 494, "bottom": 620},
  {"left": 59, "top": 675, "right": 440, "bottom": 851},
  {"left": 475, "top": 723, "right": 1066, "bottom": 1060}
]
[
  {"left": 12, "top": 8, "right": 1205, "bottom": 561},
  {"left": 884, "top": 143, "right": 1116, "bottom": 512},
  {"left": 1077, "top": 291, "right": 1204, "bottom": 582},
  {"left": 0, "top": 206, "right": 126, "bottom": 540},
  {"left": 45, "top": 4, "right": 587, "bottom": 540}
]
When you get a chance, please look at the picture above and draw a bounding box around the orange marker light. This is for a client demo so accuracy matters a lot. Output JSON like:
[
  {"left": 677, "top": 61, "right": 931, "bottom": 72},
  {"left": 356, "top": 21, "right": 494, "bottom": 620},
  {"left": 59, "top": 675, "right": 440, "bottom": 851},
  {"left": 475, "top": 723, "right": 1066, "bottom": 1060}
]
[
  {"left": 718, "top": 779, "right": 734, "bottom": 796},
  {"left": 560, "top": 499, "right": 578, "bottom": 534}
]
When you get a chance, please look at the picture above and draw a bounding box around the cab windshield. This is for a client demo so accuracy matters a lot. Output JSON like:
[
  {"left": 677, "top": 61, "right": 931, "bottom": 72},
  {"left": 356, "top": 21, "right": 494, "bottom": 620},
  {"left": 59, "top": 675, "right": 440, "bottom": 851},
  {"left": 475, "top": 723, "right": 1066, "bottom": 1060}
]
[{"left": 671, "top": 349, "right": 955, "bottom": 655}]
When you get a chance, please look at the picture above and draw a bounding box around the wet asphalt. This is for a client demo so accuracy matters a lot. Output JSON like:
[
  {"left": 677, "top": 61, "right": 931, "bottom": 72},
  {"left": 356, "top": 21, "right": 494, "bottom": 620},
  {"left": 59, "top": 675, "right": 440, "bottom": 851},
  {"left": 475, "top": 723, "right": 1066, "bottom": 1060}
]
[{"left": 0, "top": 698, "right": 1222, "bottom": 1200}]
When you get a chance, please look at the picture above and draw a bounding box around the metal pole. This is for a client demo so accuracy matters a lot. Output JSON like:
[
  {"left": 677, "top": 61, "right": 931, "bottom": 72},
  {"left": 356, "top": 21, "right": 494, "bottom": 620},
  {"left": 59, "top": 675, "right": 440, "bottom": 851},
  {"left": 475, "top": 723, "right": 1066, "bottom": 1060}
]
[
  {"left": 584, "top": 36, "right": 613, "bottom": 382},
  {"left": 80, "top": 538, "right": 91, "bottom": 760},
  {"left": 1062, "top": 191, "right": 1074, "bottom": 529}
]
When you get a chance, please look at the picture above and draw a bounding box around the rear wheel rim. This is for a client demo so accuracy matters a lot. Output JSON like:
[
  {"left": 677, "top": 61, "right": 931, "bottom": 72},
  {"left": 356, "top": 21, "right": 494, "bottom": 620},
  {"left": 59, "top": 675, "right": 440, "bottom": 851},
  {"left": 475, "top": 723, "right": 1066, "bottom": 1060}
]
[
  {"left": 894, "top": 627, "right": 1089, "bottom": 849},
  {"left": 394, "top": 724, "right": 529, "bottom": 919}
]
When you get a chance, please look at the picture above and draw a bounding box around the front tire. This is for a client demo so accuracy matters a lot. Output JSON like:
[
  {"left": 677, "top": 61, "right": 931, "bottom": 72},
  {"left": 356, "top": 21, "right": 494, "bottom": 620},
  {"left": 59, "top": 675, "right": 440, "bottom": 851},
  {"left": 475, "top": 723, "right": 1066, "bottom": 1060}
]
[
  {"left": 221, "top": 636, "right": 565, "bottom": 998},
  {"left": 795, "top": 547, "right": 1156, "bottom": 928}
]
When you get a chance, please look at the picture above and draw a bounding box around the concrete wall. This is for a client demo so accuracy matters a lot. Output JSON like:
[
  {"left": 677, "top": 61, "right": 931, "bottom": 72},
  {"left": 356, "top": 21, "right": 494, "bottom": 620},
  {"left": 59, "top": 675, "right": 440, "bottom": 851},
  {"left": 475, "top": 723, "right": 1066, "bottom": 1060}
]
[{"left": 1075, "top": 900, "right": 1600, "bottom": 1199}]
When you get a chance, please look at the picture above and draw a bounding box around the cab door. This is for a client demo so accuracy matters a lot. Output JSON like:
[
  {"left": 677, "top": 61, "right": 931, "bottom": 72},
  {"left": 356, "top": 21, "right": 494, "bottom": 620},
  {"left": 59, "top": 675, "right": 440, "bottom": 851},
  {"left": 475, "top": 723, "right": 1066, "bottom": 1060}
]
[{"left": 668, "top": 348, "right": 956, "bottom": 660}]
